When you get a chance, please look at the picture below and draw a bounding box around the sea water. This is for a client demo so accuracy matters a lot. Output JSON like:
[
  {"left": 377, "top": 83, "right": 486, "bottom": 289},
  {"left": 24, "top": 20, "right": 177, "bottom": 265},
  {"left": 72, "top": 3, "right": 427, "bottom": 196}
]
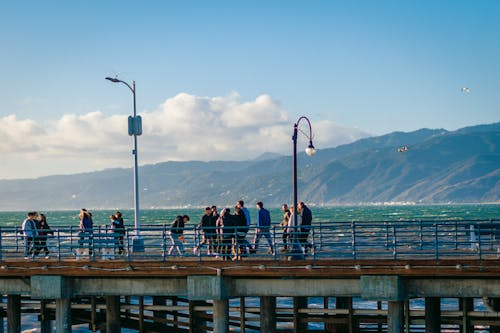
[{"left": 1, "top": 204, "right": 499, "bottom": 331}]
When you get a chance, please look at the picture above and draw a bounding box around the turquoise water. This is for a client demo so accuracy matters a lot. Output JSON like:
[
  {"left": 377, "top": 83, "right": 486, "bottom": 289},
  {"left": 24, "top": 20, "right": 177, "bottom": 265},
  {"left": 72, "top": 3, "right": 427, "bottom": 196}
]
[{"left": 1, "top": 204, "right": 499, "bottom": 228}]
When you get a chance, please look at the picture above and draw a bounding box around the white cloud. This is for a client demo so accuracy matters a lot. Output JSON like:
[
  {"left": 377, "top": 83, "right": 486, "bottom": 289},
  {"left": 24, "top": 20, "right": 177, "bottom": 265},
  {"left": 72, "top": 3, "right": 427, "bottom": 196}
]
[{"left": 0, "top": 93, "right": 370, "bottom": 179}]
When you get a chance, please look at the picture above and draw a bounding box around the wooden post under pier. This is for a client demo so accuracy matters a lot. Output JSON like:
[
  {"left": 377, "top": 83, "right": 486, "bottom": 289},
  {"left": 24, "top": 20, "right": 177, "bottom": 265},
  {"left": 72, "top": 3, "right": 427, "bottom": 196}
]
[
  {"left": 425, "top": 297, "right": 441, "bottom": 333},
  {"left": 55, "top": 297, "right": 71, "bottom": 333},
  {"left": 387, "top": 300, "right": 404, "bottom": 333},
  {"left": 213, "top": 299, "right": 229, "bottom": 333},
  {"left": 106, "top": 296, "right": 121, "bottom": 333},
  {"left": 7, "top": 295, "right": 20, "bottom": 333},
  {"left": 260, "top": 296, "right": 276, "bottom": 333}
]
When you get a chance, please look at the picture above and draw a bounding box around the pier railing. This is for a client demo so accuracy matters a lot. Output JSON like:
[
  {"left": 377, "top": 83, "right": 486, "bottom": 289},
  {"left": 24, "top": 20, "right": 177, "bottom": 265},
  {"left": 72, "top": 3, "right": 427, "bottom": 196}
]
[{"left": 0, "top": 219, "right": 498, "bottom": 261}]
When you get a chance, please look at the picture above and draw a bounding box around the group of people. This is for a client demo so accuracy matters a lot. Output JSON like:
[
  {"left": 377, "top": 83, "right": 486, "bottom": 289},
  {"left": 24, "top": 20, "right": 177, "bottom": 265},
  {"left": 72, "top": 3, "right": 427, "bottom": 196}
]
[
  {"left": 22, "top": 211, "right": 53, "bottom": 259},
  {"left": 186, "top": 200, "right": 313, "bottom": 260},
  {"left": 22, "top": 209, "right": 126, "bottom": 259},
  {"left": 22, "top": 201, "right": 313, "bottom": 260},
  {"left": 78, "top": 208, "right": 125, "bottom": 255},
  {"left": 279, "top": 202, "right": 313, "bottom": 253}
]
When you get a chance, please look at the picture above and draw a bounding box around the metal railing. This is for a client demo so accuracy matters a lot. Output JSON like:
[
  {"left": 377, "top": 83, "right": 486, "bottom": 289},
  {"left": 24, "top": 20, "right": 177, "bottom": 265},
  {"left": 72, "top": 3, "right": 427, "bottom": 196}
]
[{"left": 0, "top": 219, "right": 498, "bottom": 262}]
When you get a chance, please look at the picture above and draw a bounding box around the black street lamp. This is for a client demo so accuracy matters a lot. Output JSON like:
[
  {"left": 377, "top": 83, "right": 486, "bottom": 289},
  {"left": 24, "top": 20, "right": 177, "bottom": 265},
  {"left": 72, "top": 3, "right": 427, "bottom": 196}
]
[
  {"left": 105, "top": 77, "right": 144, "bottom": 252},
  {"left": 289, "top": 116, "right": 316, "bottom": 260}
]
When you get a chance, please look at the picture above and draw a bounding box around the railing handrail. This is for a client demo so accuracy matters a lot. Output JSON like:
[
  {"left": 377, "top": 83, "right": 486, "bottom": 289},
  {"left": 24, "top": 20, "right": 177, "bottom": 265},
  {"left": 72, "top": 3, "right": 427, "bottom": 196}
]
[{"left": 1, "top": 219, "right": 499, "bottom": 262}]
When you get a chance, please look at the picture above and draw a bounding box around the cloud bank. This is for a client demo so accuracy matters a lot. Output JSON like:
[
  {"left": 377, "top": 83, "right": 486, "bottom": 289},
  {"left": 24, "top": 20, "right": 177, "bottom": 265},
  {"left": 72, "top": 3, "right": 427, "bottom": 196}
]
[{"left": 0, "top": 93, "right": 369, "bottom": 179}]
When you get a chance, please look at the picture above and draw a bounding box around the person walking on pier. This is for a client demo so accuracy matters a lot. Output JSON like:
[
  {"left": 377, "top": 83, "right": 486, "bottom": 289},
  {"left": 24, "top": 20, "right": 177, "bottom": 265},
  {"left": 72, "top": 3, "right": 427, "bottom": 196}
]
[
  {"left": 114, "top": 211, "right": 125, "bottom": 254},
  {"left": 36, "top": 213, "right": 53, "bottom": 258},
  {"left": 279, "top": 204, "right": 291, "bottom": 252},
  {"left": 194, "top": 207, "right": 215, "bottom": 255},
  {"left": 168, "top": 215, "right": 189, "bottom": 256},
  {"left": 236, "top": 200, "right": 251, "bottom": 253},
  {"left": 218, "top": 208, "right": 236, "bottom": 260},
  {"left": 250, "top": 201, "right": 274, "bottom": 255},
  {"left": 298, "top": 202, "right": 313, "bottom": 253},
  {"left": 110, "top": 213, "right": 125, "bottom": 255},
  {"left": 233, "top": 206, "right": 248, "bottom": 258},
  {"left": 22, "top": 212, "right": 38, "bottom": 259}
]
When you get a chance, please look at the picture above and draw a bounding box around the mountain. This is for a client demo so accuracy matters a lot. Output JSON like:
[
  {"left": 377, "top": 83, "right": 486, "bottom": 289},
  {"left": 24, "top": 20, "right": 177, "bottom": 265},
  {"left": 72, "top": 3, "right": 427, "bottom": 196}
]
[{"left": 0, "top": 123, "right": 498, "bottom": 210}]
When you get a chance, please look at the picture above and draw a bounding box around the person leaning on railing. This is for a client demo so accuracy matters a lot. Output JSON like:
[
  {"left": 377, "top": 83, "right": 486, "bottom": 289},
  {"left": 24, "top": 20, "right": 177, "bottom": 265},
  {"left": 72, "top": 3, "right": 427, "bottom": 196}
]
[
  {"left": 79, "top": 208, "right": 94, "bottom": 254},
  {"left": 110, "top": 212, "right": 125, "bottom": 255}
]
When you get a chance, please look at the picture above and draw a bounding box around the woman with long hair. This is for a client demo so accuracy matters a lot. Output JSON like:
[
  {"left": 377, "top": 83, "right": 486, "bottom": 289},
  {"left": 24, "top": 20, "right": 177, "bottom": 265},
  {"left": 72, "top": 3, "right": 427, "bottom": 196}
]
[{"left": 37, "top": 213, "right": 53, "bottom": 258}]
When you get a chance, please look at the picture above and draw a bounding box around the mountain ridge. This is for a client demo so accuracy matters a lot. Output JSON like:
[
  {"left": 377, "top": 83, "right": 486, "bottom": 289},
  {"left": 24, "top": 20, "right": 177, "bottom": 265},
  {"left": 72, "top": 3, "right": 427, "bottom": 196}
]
[{"left": 0, "top": 122, "right": 498, "bottom": 210}]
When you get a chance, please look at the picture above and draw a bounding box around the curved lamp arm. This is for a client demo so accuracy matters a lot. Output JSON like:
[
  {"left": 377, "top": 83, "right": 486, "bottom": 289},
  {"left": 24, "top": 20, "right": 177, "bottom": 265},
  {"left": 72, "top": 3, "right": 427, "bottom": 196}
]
[{"left": 295, "top": 116, "right": 316, "bottom": 156}]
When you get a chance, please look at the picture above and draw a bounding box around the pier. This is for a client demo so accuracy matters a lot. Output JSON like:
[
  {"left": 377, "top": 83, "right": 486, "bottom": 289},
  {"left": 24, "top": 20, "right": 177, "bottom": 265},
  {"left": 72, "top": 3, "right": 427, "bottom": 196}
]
[{"left": 1, "top": 219, "right": 500, "bottom": 332}]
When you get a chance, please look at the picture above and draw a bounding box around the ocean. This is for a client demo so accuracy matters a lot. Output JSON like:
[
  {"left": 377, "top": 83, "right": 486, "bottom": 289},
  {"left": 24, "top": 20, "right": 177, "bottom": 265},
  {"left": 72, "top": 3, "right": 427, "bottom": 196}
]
[
  {"left": 3, "top": 204, "right": 499, "bottom": 229},
  {"left": 2, "top": 204, "right": 499, "bottom": 332}
]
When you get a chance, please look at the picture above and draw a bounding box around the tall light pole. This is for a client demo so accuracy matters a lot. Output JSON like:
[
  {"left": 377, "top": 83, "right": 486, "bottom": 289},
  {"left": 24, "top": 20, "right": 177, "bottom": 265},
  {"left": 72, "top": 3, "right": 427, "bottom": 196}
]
[
  {"left": 105, "top": 77, "right": 144, "bottom": 252},
  {"left": 289, "top": 116, "right": 316, "bottom": 260}
]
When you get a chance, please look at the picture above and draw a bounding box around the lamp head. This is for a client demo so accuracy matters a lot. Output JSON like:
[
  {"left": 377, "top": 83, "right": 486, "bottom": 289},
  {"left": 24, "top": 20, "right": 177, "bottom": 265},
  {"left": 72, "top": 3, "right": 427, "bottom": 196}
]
[
  {"left": 305, "top": 141, "right": 316, "bottom": 156},
  {"left": 105, "top": 77, "right": 120, "bottom": 83}
]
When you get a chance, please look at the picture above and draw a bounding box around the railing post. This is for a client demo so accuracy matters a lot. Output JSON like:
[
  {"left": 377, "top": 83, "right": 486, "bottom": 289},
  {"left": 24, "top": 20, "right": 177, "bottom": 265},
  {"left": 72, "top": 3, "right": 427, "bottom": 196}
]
[
  {"left": 311, "top": 227, "right": 316, "bottom": 259},
  {"left": 126, "top": 228, "right": 132, "bottom": 260},
  {"left": 351, "top": 221, "right": 356, "bottom": 259},
  {"left": 0, "top": 226, "right": 2, "bottom": 262},
  {"left": 419, "top": 220, "right": 423, "bottom": 250},
  {"left": 392, "top": 225, "right": 397, "bottom": 260},
  {"left": 318, "top": 222, "right": 323, "bottom": 251},
  {"left": 385, "top": 221, "right": 389, "bottom": 249},
  {"left": 15, "top": 226, "right": 20, "bottom": 252},
  {"left": 162, "top": 226, "right": 167, "bottom": 261},
  {"left": 272, "top": 226, "right": 276, "bottom": 260},
  {"left": 434, "top": 223, "right": 439, "bottom": 260},
  {"left": 477, "top": 225, "right": 482, "bottom": 261},
  {"left": 56, "top": 229, "right": 61, "bottom": 262}
]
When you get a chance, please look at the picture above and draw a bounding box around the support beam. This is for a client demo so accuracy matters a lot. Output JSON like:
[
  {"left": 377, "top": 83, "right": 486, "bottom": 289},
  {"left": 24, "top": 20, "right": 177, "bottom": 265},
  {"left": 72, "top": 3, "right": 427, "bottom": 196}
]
[
  {"left": 7, "top": 295, "right": 20, "bottom": 333},
  {"left": 106, "top": 296, "right": 121, "bottom": 333},
  {"left": 293, "top": 297, "right": 308, "bottom": 333},
  {"left": 335, "top": 297, "right": 352, "bottom": 333},
  {"left": 40, "top": 300, "right": 52, "bottom": 333},
  {"left": 460, "top": 298, "right": 474, "bottom": 333},
  {"left": 260, "top": 296, "right": 276, "bottom": 333},
  {"left": 387, "top": 300, "right": 405, "bottom": 333},
  {"left": 425, "top": 297, "right": 441, "bottom": 333},
  {"left": 240, "top": 297, "right": 246, "bottom": 333},
  {"left": 0, "top": 296, "right": 4, "bottom": 333},
  {"left": 189, "top": 300, "right": 206, "bottom": 333},
  {"left": 213, "top": 299, "right": 229, "bottom": 333},
  {"left": 153, "top": 296, "right": 167, "bottom": 323},
  {"left": 56, "top": 298, "right": 72, "bottom": 333},
  {"left": 489, "top": 298, "right": 500, "bottom": 333}
]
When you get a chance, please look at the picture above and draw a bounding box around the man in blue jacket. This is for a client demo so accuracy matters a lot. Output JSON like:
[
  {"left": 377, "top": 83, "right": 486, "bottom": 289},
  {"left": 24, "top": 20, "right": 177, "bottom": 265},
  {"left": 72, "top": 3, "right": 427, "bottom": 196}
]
[{"left": 250, "top": 201, "right": 274, "bottom": 255}]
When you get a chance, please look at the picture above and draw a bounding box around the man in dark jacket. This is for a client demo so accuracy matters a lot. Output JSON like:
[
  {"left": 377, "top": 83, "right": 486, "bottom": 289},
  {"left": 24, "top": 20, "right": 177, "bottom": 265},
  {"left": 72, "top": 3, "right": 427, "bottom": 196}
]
[
  {"left": 298, "top": 202, "right": 313, "bottom": 253},
  {"left": 194, "top": 207, "right": 214, "bottom": 255}
]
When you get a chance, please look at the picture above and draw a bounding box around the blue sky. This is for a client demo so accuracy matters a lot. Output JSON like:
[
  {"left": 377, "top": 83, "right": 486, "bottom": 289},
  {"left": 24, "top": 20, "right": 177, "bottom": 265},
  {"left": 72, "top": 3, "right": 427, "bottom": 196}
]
[{"left": 1, "top": 1, "right": 499, "bottom": 179}]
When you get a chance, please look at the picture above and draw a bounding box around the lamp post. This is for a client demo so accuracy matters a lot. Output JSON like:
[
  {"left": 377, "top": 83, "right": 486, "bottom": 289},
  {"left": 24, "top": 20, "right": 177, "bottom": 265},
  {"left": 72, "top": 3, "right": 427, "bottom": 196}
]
[
  {"left": 289, "top": 116, "right": 316, "bottom": 260},
  {"left": 105, "top": 77, "right": 144, "bottom": 252}
]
